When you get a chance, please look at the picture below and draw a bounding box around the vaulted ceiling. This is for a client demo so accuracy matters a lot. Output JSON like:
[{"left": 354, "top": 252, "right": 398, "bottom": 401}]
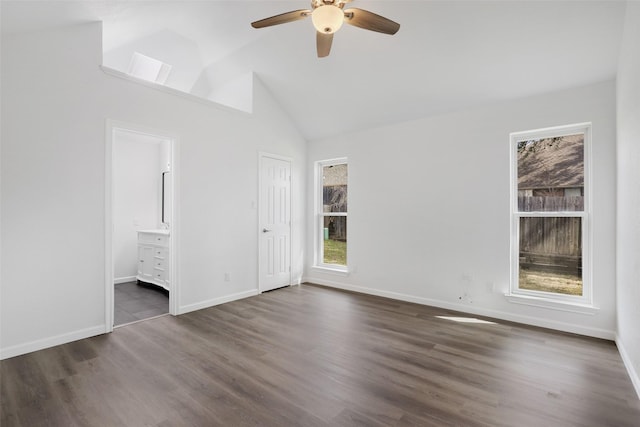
[{"left": 1, "top": 1, "right": 627, "bottom": 141}]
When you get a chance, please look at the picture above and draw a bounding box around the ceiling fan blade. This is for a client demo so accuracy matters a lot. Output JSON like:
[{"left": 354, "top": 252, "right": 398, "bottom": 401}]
[
  {"left": 344, "top": 8, "right": 400, "bottom": 35},
  {"left": 251, "top": 10, "right": 311, "bottom": 29},
  {"left": 317, "top": 32, "right": 334, "bottom": 58}
]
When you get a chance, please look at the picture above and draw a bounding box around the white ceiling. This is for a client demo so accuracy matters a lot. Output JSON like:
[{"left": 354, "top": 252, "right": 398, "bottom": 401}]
[{"left": 1, "top": 0, "right": 627, "bottom": 141}]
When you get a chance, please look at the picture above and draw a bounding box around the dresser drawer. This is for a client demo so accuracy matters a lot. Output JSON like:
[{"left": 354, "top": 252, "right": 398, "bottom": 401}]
[
  {"left": 154, "top": 248, "right": 167, "bottom": 259},
  {"left": 138, "top": 232, "right": 169, "bottom": 246},
  {"left": 153, "top": 269, "right": 166, "bottom": 281}
]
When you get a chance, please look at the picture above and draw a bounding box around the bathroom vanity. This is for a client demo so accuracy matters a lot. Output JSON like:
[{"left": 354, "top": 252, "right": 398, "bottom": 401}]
[{"left": 137, "top": 230, "right": 170, "bottom": 291}]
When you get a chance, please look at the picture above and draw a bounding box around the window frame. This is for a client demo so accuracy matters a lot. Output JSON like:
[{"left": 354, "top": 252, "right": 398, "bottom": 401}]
[
  {"left": 509, "top": 123, "right": 593, "bottom": 307},
  {"left": 314, "top": 158, "right": 348, "bottom": 272}
]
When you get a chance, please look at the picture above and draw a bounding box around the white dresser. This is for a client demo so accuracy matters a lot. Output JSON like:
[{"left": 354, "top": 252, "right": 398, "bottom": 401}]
[{"left": 137, "top": 230, "right": 170, "bottom": 291}]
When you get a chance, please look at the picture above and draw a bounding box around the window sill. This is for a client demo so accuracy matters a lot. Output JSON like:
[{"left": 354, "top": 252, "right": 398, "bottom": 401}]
[
  {"left": 311, "top": 266, "right": 349, "bottom": 276},
  {"left": 504, "top": 293, "right": 599, "bottom": 315}
]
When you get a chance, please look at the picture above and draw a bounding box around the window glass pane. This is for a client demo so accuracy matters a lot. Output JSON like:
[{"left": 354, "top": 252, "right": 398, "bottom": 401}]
[
  {"left": 519, "top": 217, "right": 582, "bottom": 296},
  {"left": 323, "top": 216, "right": 347, "bottom": 265},
  {"left": 323, "top": 164, "right": 348, "bottom": 213},
  {"left": 517, "top": 134, "right": 584, "bottom": 212}
]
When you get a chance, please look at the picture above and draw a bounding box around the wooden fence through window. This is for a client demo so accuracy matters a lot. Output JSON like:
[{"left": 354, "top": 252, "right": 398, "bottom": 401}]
[
  {"left": 518, "top": 196, "right": 583, "bottom": 212},
  {"left": 518, "top": 196, "right": 583, "bottom": 274}
]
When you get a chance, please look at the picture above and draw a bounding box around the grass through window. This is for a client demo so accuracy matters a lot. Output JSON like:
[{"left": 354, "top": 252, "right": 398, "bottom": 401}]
[
  {"left": 519, "top": 269, "right": 582, "bottom": 295},
  {"left": 323, "top": 239, "right": 346, "bottom": 265}
]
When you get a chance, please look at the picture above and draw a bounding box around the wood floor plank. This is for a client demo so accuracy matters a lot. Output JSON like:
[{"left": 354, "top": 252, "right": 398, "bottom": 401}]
[{"left": 1, "top": 283, "right": 639, "bottom": 426}]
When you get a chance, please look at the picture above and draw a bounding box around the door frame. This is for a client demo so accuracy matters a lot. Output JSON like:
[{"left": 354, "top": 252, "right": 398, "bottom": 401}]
[
  {"left": 104, "top": 120, "right": 180, "bottom": 333},
  {"left": 258, "top": 152, "right": 293, "bottom": 293}
]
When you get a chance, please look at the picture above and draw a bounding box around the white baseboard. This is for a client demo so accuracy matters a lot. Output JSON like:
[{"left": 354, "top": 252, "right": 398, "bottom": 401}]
[
  {"left": 303, "top": 276, "right": 615, "bottom": 341},
  {"left": 178, "top": 289, "right": 259, "bottom": 315},
  {"left": 0, "top": 325, "right": 105, "bottom": 360},
  {"left": 616, "top": 335, "right": 640, "bottom": 400},
  {"left": 0, "top": 289, "right": 260, "bottom": 360},
  {"left": 114, "top": 276, "right": 137, "bottom": 285}
]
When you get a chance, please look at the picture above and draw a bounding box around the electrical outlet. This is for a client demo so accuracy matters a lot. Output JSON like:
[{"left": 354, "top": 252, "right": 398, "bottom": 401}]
[
  {"left": 224, "top": 272, "right": 230, "bottom": 282},
  {"left": 458, "top": 292, "right": 473, "bottom": 304}
]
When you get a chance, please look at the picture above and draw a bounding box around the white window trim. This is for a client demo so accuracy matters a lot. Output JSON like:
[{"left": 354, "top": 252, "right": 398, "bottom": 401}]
[
  {"left": 508, "top": 123, "right": 593, "bottom": 308},
  {"left": 504, "top": 293, "right": 599, "bottom": 314},
  {"left": 314, "top": 157, "right": 348, "bottom": 272}
]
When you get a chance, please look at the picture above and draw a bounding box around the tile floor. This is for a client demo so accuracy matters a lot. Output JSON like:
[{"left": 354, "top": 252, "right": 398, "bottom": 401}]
[{"left": 114, "top": 281, "right": 169, "bottom": 326}]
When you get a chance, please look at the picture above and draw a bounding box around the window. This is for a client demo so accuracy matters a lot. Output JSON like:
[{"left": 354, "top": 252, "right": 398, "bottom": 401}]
[
  {"left": 316, "top": 159, "right": 348, "bottom": 270},
  {"left": 127, "top": 52, "right": 172, "bottom": 84},
  {"left": 510, "top": 124, "right": 591, "bottom": 305}
]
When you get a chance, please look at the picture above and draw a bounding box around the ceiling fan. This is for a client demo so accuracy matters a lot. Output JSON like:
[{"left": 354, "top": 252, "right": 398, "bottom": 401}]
[{"left": 251, "top": 0, "right": 400, "bottom": 58}]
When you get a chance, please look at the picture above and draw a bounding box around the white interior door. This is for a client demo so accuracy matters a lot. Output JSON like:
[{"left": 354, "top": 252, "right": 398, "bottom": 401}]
[{"left": 259, "top": 154, "right": 291, "bottom": 292}]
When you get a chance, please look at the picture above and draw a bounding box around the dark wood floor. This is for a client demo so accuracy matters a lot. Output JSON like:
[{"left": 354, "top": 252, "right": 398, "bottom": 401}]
[{"left": 2, "top": 284, "right": 639, "bottom": 426}]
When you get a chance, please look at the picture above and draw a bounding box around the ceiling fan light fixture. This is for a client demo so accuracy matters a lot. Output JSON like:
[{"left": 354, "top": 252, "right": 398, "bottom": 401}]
[
  {"left": 312, "top": 5, "right": 344, "bottom": 34},
  {"left": 251, "top": 0, "right": 401, "bottom": 58}
]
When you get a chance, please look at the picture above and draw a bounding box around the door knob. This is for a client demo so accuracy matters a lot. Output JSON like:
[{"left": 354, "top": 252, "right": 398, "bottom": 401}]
[{"left": 262, "top": 228, "right": 272, "bottom": 233}]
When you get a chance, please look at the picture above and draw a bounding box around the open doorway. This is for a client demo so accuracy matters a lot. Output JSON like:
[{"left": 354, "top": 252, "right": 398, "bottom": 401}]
[{"left": 105, "top": 122, "right": 177, "bottom": 331}]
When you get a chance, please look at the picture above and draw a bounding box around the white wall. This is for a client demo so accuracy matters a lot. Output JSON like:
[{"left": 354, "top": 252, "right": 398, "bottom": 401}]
[
  {"left": 305, "top": 80, "right": 617, "bottom": 340},
  {"left": 207, "top": 71, "right": 253, "bottom": 114},
  {"left": 0, "top": 22, "right": 307, "bottom": 358},
  {"left": 616, "top": 1, "right": 640, "bottom": 398},
  {"left": 113, "top": 131, "right": 165, "bottom": 281}
]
